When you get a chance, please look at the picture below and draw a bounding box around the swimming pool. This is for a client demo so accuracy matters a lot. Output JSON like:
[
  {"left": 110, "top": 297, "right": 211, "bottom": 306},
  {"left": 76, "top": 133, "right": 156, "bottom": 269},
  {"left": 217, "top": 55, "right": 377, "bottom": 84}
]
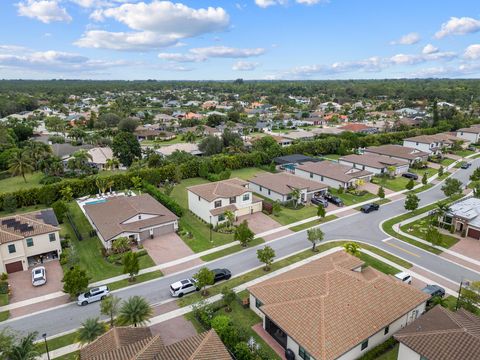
[{"left": 84, "top": 199, "right": 107, "bottom": 205}]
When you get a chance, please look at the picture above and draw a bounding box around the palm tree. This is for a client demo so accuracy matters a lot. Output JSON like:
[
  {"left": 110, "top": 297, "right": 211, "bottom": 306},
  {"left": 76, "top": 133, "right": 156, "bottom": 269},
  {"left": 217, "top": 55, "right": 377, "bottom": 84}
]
[
  {"left": 105, "top": 158, "right": 120, "bottom": 171},
  {"left": 289, "top": 188, "right": 301, "bottom": 208},
  {"left": 224, "top": 210, "right": 235, "bottom": 227},
  {"left": 96, "top": 177, "right": 114, "bottom": 195},
  {"left": 436, "top": 202, "right": 451, "bottom": 228},
  {"left": 77, "top": 317, "right": 107, "bottom": 345},
  {"left": 67, "top": 149, "right": 93, "bottom": 172},
  {"left": 9, "top": 151, "right": 34, "bottom": 183},
  {"left": 182, "top": 131, "right": 196, "bottom": 143},
  {"left": 343, "top": 242, "right": 361, "bottom": 256},
  {"left": 7, "top": 332, "right": 39, "bottom": 360},
  {"left": 26, "top": 142, "right": 50, "bottom": 170},
  {"left": 118, "top": 296, "right": 153, "bottom": 327}
]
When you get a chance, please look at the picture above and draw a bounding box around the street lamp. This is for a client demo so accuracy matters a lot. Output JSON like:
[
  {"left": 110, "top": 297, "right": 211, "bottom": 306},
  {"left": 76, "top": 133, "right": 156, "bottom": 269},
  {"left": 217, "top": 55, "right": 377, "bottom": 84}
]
[
  {"left": 42, "top": 333, "right": 50, "bottom": 360},
  {"left": 209, "top": 216, "right": 212, "bottom": 243},
  {"left": 456, "top": 278, "right": 470, "bottom": 311}
]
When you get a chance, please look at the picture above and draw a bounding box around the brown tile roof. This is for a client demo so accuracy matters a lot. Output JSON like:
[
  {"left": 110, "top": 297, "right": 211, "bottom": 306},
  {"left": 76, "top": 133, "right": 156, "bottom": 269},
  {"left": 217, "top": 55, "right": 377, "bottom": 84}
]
[
  {"left": 0, "top": 209, "right": 60, "bottom": 244},
  {"left": 364, "top": 145, "right": 429, "bottom": 160},
  {"left": 339, "top": 123, "right": 372, "bottom": 132},
  {"left": 296, "top": 161, "right": 372, "bottom": 183},
  {"left": 405, "top": 133, "right": 459, "bottom": 145},
  {"left": 339, "top": 153, "right": 408, "bottom": 169},
  {"left": 187, "top": 178, "right": 250, "bottom": 202},
  {"left": 459, "top": 127, "right": 480, "bottom": 134},
  {"left": 80, "top": 328, "right": 231, "bottom": 360},
  {"left": 395, "top": 305, "right": 480, "bottom": 360},
  {"left": 249, "top": 172, "right": 327, "bottom": 195},
  {"left": 248, "top": 251, "right": 429, "bottom": 360},
  {"left": 210, "top": 204, "right": 237, "bottom": 216},
  {"left": 84, "top": 194, "right": 178, "bottom": 241}
]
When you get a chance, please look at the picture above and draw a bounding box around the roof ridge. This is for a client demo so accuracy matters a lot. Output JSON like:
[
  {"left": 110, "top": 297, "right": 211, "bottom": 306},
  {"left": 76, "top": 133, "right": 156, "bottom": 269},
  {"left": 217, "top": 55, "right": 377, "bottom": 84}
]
[
  {"left": 130, "top": 335, "right": 163, "bottom": 359},
  {"left": 396, "top": 328, "right": 465, "bottom": 338},
  {"left": 187, "top": 330, "right": 211, "bottom": 360}
]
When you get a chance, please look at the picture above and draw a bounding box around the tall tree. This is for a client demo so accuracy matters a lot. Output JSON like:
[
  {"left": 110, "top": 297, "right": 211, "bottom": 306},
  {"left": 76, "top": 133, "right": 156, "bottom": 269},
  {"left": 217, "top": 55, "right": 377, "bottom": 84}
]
[
  {"left": 123, "top": 251, "right": 140, "bottom": 282},
  {"left": 100, "top": 295, "right": 121, "bottom": 328},
  {"left": 77, "top": 318, "right": 106, "bottom": 345},
  {"left": 307, "top": 228, "right": 324, "bottom": 252},
  {"left": 6, "top": 332, "right": 39, "bottom": 360},
  {"left": 404, "top": 193, "right": 420, "bottom": 212},
  {"left": 62, "top": 266, "right": 90, "bottom": 299},
  {"left": 193, "top": 267, "right": 215, "bottom": 296},
  {"left": 118, "top": 296, "right": 153, "bottom": 327},
  {"left": 234, "top": 220, "right": 254, "bottom": 247},
  {"left": 8, "top": 150, "right": 34, "bottom": 182},
  {"left": 441, "top": 178, "right": 463, "bottom": 197},
  {"left": 257, "top": 246, "right": 276, "bottom": 271},
  {"left": 112, "top": 131, "right": 141, "bottom": 167}
]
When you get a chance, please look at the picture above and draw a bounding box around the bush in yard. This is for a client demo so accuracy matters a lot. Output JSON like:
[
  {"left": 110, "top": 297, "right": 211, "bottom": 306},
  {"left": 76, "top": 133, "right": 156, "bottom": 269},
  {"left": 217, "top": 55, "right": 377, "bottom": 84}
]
[
  {"left": 257, "top": 245, "right": 276, "bottom": 271},
  {"left": 404, "top": 193, "right": 420, "bottom": 212},
  {"left": 112, "top": 237, "right": 131, "bottom": 254},
  {"left": 2, "top": 194, "right": 17, "bottom": 213},
  {"left": 337, "top": 185, "right": 344, "bottom": 194},
  {"left": 422, "top": 172, "right": 428, "bottom": 185},
  {"left": 62, "top": 266, "right": 90, "bottom": 299},
  {"left": 234, "top": 220, "right": 254, "bottom": 247},
  {"left": 317, "top": 204, "right": 326, "bottom": 219},
  {"left": 52, "top": 200, "right": 68, "bottom": 223},
  {"left": 221, "top": 287, "right": 236, "bottom": 312},
  {"left": 358, "top": 338, "right": 397, "bottom": 360},
  {"left": 438, "top": 166, "right": 444, "bottom": 177},
  {"left": 123, "top": 251, "right": 140, "bottom": 281},
  {"left": 0, "top": 273, "right": 7, "bottom": 281},
  {"left": 377, "top": 186, "right": 385, "bottom": 199},
  {"left": 193, "top": 267, "right": 215, "bottom": 296},
  {"left": 272, "top": 201, "right": 282, "bottom": 217},
  {"left": 0, "top": 280, "right": 8, "bottom": 294},
  {"left": 143, "top": 183, "right": 183, "bottom": 216},
  {"left": 192, "top": 301, "right": 217, "bottom": 329},
  {"left": 405, "top": 178, "right": 415, "bottom": 190}
]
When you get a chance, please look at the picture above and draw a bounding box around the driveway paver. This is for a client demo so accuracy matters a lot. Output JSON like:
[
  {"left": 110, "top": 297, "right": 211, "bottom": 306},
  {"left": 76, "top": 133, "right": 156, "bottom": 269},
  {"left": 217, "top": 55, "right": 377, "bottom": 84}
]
[
  {"left": 142, "top": 233, "right": 196, "bottom": 266},
  {"left": 236, "top": 212, "right": 284, "bottom": 234},
  {"left": 150, "top": 315, "right": 198, "bottom": 345}
]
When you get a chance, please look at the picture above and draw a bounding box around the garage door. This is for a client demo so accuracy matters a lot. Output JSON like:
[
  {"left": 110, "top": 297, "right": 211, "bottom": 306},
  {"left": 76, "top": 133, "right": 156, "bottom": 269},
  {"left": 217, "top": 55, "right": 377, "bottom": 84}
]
[
  {"left": 468, "top": 228, "right": 480, "bottom": 239},
  {"left": 5, "top": 261, "right": 23, "bottom": 273}
]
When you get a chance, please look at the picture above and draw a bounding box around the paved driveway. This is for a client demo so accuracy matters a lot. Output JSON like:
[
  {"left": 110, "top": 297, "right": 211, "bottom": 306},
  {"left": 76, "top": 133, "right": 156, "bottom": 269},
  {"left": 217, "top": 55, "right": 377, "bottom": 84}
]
[
  {"left": 142, "top": 233, "right": 196, "bottom": 266},
  {"left": 359, "top": 181, "right": 394, "bottom": 195},
  {"left": 8, "top": 261, "right": 63, "bottom": 303},
  {"left": 236, "top": 212, "right": 285, "bottom": 234}
]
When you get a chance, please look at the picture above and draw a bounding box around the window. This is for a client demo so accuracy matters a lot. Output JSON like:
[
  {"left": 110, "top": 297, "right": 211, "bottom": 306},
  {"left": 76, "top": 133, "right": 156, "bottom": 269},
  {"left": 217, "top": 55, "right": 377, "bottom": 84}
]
[
  {"left": 198, "top": 196, "right": 201, "bottom": 201},
  {"left": 259, "top": 186, "right": 263, "bottom": 191},
  {"left": 26, "top": 238, "right": 34, "bottom": 247},
  {"left": 49, "top": 233, "right": 56, "bottom": 242},
  {"left": 218, "top": 214, "right": 225, "bottom": 221},
  {"left": 286, "top": 195, "right": 292, "bottom": 200},
  {"left": 255, "top": 298, "right": 263, "bottom": 308},
  {"left": 229, "top": 196, "right": 236, "bottom": 204},
  {"left": 420, "top": 356, "right": 428, "bottom": 360},
  {"left": 268, "top": 189, "right": 271, "bottom": 195},
  {"left": 243, "top": 194, "right": 250, "bottom": 201},
  {"left": 299, "top": 347, "right": 311, "bottom": 360},
  {"left": 138, "top": 215, "right": 142, "bottom": 220},
  {"left": 321, "top": 176, "right": 324, "bottom": 181},
  {"left": 214, "top": 200, "right": 222, "bottom": 208},
  {"left": 361, "top": 340, "right": 369, "bottom": 351},
  {"left": 309, "top": 172, "right": 313, "bottom": 178},
  {"left": 384, "top": 326, "right": 389, "bottom": 335},
  {"left": 8, "top": 244, "right": 15, "bottom": 254}
]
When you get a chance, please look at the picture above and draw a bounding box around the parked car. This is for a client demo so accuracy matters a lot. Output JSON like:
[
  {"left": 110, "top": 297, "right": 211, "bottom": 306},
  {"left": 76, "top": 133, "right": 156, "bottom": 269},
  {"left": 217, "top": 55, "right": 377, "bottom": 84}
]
[
  {"left": 422, "top": 284, "right": 446, "bottom": 299},
  {"left": 468, "top": 145, "right": 476, "bottom": 151},
  {"left": 31, "top": 266, "right": 46, "bottom": 287},
  {"left": 402, "top": 172, "right": 418, "bottom": 180},
  {"left": 460, "top": 162, "right": 471, "bottom": 169},
  {"left": 212, "top": 268, "right": 232, "bottom": 283},
  {"left": 394, "top": 272, "right": 412, "bottom": 284},
  {"left": 77, "top": 286, "right": 110, "bottom": 306},
  {"left": 311, "top": 197, "right": 328, "bottom": 207},
  {"left": 169, "top": 278, "right": 199, "bottom": 298},
  {"left": 360, "top": 203, "right": 380, "bottom": 213},
  {"left": 324, "top": 193, "right": 344, "bottom": 207}
]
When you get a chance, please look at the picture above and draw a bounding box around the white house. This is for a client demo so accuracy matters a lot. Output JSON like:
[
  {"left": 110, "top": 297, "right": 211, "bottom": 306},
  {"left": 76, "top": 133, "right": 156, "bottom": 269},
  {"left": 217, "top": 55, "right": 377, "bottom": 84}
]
[
  {"left": 339, "top": 154, "right": 409, "bottom": 175},
  {"left": 86, "top": 147, "right": 114, "bottom": 170},
  {"left": 456, "top": 127, "right": 480, "bottom": 143},
  {"left": 187, "top": 178, "right": 262, "bottom": 226},
  {"left": 295, "top": 161, "right": 373, "bottom": 189},
  {"left": 403, "top": 133, "right": 459, "bottom": 155},
  {"left": 248, "top": 251, "right": 429, "bottom": 360},
  {"left": 248, "top": 172, "right": 327, "bottom": 204},
  {"left": 363, "top": 145, "right": 429, "bottom": 166},
  {"left": 0, "top": 209, "right": 61, "bottom": 273}
]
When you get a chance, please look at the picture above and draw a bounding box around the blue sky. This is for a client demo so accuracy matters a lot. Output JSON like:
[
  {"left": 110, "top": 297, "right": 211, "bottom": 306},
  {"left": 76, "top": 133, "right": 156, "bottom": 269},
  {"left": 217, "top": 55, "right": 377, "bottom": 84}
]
[{"left": 0, "top": 0, "right": 479, "bottom": 80}]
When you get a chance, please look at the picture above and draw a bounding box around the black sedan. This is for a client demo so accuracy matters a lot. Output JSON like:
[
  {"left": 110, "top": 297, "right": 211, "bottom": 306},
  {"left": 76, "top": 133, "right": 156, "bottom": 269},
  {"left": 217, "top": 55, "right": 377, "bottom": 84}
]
[
  {"left": 360, "top": 203, "right": 380, "bottom": 213},
  {"left": 460, "top": 162, "right": 471, "bottom": 169},
  {"left": 402, "top": 172, "right": 418, "bottom": 180},
  {"left": 311, "top": 197, "right": 328, "bottom": 207},
  {"left": 212, "top": 268, "right": 232, "bottom": 283},
  {"left": 324, "top": 193, "right": 344, "bottom": 207}
]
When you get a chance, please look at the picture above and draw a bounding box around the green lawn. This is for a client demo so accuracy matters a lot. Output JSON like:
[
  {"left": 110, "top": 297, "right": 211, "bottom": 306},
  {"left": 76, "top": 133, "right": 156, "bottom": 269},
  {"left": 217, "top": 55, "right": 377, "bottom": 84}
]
[
  {"left": 453, "top": 149, "right": 475, "bottom": 158},
  {"left": 108, "top": 270, "right": 163, "bottom": 291},
  {"left": 0, "top": 293, "right": 8, "bottom": 306},
  {"left": 400, "top": 216, "right": 459, "bottom": 248},
  {"left": 0, "top": 310, "right": 9, "bottom": 322},
  {"left": 229, "top": 167, "right": 267, "bottom": 181},
  {"left": 35, "top": 332, "right": 79, "bottom": 354},
  {"left": 63, "top": 202, "right": 155, "bottom": 282},
  {"left": 54, "top": 352, "right": 79, "bottom": 360},
  {"left": 440, "top": 158, "right": 455, "bottom": 166},
  {"left": 200, "top": 238, "right": 265, "bottom": 262},
  {"left": 269, "top": 204, "right": 319, "bottom": 225},
  {"left": 170, "top": 177, "right": 209, "bottom": 208},
  {"left": 289, "top": 215, "right": 337, "bottom": 232},
  {"left": 97, "top": 169, "right": 127, "bottom": 177},
  {"left": 0, "top": 172, "right": 44, "bottom": 194},
  {"left": 364, "top": 344, "right": 399, "bottom": 360},
  {"left": 371, "top": 175, "right": 412, "bottom": 192},
  {"left": 409, "top": 167, "right": 436, "bottom": 179},
  {"left": 358, "top": 252, "right": 399, "bottom": 275},
  {"left": 329, "top": 188, "right": 377, "bottom": 206},
  {"left": 185, "top": 298, "right": 281, "bottom": 360},
  {"left": 322, "top": 154, "right": 341, "bottom": 161},
  {"left": 140, "top": 137, "right": 185, "bottom": 147}
]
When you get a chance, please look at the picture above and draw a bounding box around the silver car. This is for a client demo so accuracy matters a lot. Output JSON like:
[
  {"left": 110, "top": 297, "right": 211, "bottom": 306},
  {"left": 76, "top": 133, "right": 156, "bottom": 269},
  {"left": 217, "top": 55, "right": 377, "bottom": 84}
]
[
  {"left": 31, "top": 266, "right": 46, "bottom": 287},
  {"left": 77, "top": 286, "right": 110, "bottom": 306}
]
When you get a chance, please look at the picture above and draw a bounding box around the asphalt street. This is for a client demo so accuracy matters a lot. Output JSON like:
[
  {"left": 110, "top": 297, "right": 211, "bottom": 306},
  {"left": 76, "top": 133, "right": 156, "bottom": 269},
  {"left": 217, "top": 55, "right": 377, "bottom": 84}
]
[{"left": 2, "top": 157, "right": 480, "bottom": 338}]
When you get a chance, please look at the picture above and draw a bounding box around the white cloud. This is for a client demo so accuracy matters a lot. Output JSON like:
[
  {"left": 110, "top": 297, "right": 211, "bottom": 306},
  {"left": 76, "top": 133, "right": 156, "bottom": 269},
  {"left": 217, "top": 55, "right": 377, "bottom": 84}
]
[
  {"left": 464, "top": 44, "right": 480, "bottom": 60},
  {"left": 158, "top": 46, "right": 266, "bottom": 62},
  {"left": 296, "top": 0, "right": 326, "bottom": 4},
  {"left": 435, "top": 17, "right": 480, "bottom": 38},
  {"left": 390, "top": 32, "right": 421, "bottom": 45},
  {"left": 17, "top": 0, "right": 72, "bottom": 23},
  {"left": 255, "top": 0, "right": 325, "bottom": 7},
  {"left": 232, "top": 61, "right": 259, "bottom": 71},
  {"left": 422, "top": 44, "right": 438, "bottom": 54},
  {"left": 77, "top": 1, "right": 230, "bottom": 50}
]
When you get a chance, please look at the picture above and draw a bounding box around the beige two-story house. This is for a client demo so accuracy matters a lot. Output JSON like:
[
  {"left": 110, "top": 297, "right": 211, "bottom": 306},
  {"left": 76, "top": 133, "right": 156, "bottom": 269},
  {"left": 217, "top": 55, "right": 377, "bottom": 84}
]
[
  {"left": 187, "top": 178, "right": 262, "bottom": 226},
  {"left": 0, "top": 209, "right": 61, "bottom": 273}
]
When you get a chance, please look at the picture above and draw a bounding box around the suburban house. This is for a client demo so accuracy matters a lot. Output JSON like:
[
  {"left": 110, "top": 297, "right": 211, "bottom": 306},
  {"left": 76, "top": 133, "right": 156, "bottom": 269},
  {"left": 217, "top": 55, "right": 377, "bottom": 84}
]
[
  {"left": 273, "top": 154, "right": 321, "bottom": 171},
  {"left": 339, "top": 123, "right": 378, "bottom": 134},
  {"left": 80, "top": 326, "right": 231, "bottom": 360},
  {"left": 295, "top": 161, "right": 373, "bottom": 189},
  {"left": 271, "top": 135, "right": 293, "bottom": 147},
  {"left": 440, "top": 197, "right": 480, "bottom": 239},
  {"left": 86, "top": 147, "right": 114, "bottom": 170},
  {"left": 395, "top": 305, "right": 480, "bottom": 360},
  {"left": 339, "top": 153, "right": 409, "bottom": 175},
  {"left": 456, "top": 127, "right": 480, "bottom": 143},
  {"left": 248, "top": 251, "right": 429, "bottom": 360},
  {"left": 403, "top": 133, "right": 459, "bottom": 155},
  {"left": 154, "top": 143, "right": 203, "bottom": 157},
  {"left": 83, "top": 194, "right": 178, "bottom": 248},
  {"left": 187, "top": 178, "right": 262, "bottom": 226},
  {"left": 0, "top": 209, "right": 61, "bottom": 273},
  {"left": 248, "top": 172, "right": 328, "bottom": 204},
  {"left": 363, "top": 145, "right": 429, "bottom": 166}
]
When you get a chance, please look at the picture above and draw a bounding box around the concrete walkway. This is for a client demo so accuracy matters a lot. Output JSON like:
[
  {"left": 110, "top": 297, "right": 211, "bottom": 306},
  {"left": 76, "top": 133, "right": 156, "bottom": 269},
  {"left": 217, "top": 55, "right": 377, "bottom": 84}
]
[{"left": 39, "top": 245, "right": 459, "bottom": 359}]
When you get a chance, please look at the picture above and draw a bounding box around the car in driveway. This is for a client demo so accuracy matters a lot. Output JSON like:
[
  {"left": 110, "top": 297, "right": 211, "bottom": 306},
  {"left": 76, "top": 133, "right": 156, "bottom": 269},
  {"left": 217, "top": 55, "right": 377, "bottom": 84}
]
[
  {"left": 212, "top": 268, "right": 232, "bottom": 283},
  {"left": 402, "top": 172, "right": 418, "bottom": 180},
  {"left": 394, "top": 272, "right": 412, "bottom": 284},
  {"left": 324, "top": 193, "right": 344, "bottom": 207},
  {"left": 311, "top": 197, "right": 328, "bottom": 207},
  {"left": 460, "top": 162, "right": 471, "bottom": 169},
  {"left": 77, "top": 286, "right": 110, "bottom": 306},
  {"left": 360, "top": 203, "right": 380, "bottom": 213},
  {"left": 422, "top": 284, "right": 446, "bottom": 299},
  {"left": 169, "top": 278, "right": 199, "bottom": 298},
  {"left": 31, "top": 266, "right": 46, "bottom": 286}
]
